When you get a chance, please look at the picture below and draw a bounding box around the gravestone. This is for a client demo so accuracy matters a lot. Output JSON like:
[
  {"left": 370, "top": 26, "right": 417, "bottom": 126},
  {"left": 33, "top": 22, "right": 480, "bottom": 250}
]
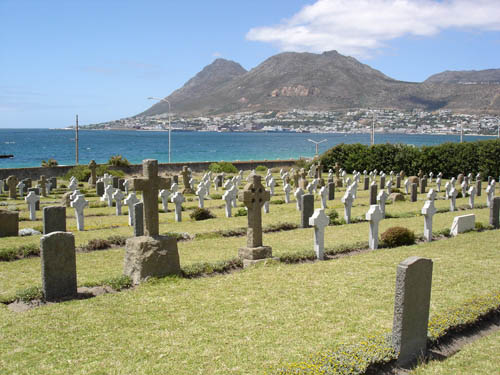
[
  {"left": 468, "top": 186, "right": 476, "bottom": 209},
  {"left": 124, "top": 192, "right": 140, "bottom": 226},
  {"left": 377, "top": 190, "right": 388, "bottom": 218},
  {"left": 489, "top": 197, "right": 500, "bottom": 229},
  {"left": 237, "top": 175, "right": 272, "bottom": 266},
  {"left": 476, "top": 179, "right": 482, "bottom": 197},
  {"left": 118, "top": 179, "right": 125, "bottom": 192},
  {"left": 113, "top": 189, "right": 124, "bottom": 215},
  {"left": 294, "top": 187, "right": 304, "bottom": 211},
  {"left": 88, "top": 160, "right": 97, "bottom": 186},
  {"left": 112, "top": 176, "right": 119, "bottom": 189},
  {"left": 131, "top": 159, "right": 171, "bottom": 236},
  {"left": 404, "top": 178, "right": 410, "bottom": 194},
  {"left": 283, "top": 183, "right": 291, "bottom": 204},
  {"left": 38, "top": 175, "right": 48, "bottom": 197},
  {"left": 173, "top": 175, "right": 179, "bottom": 184},
  {"left": 159, "top": 189, "right": 171, "bottom": 212},
  {"left": 170, "top": 182, "right": 178, "bottom": 193},
  {"left": 410, "top": 183, "right": 417, "bottom": 202},
  {"left": 222, "top": 190, "right": 233, "bottom": 217},
  {"left": 341, "top": 190, "right": 354, "bottom": 224},
  {"left": 27, "top": 187, "right": 41, "bottom": 210},
  {"left": 171, "top": 192, "right": 185, "bottom": 222},
  {"left": 396, "top": 175, "right": 401, "bottom": 189},
  {"left": 485, "top": 184, "right": 495, "bottom": 208},
  {"left": 123, "top": 179, "right": 131, "bottom": 195},
  {"left": 40, "top": 231, "right": 77, "bottom": 301},
  {"left": 43, "top": 206, "right": 66, "bottom": 234},
  {"left": 6, "top": 175, "right": 18, "bottom": 199},
  {"left": 68, "top": 179, "right": 78, "bottom": 191},
  {"left": 450, "top": 214, "right": 475, "bottom": 236},
  {"left": 196, "top": 184, "right": 207, "bottom": 209},
  {"left": 301, "top": 194, "right": 314, "bottom": 228},
  {"left": 309, "top": 208, "right": 329, "bottom": 260},
  {"left": 419, "top": 177, "right": 426, "bottom": 194},
  {"left": 25, "top": 191, "right": 40, "bottom": 221},
  {"left": 366, "top": 205, "right": 383, "bottom": 250},
  {"left": 50, "top": 177, "right": 57, "bottom": 189},
  {"left": 0, "top": 210, "right": 19, "bottom": 237},
  {"left": 71, "top": 195, "right": 89, "bottom": 231},
  {"left": 133, "top": 202, "right": 144, "bottom": 236},
  {"left": 369, "top": 182, "right": 377, "bottom": 205},
  {"left": 380, "top": 174, "right": 386, "bottom": 189},
  {"left": 17, "top": 181, "right": 25, "bottom": 199},
  {"left": 328, "top": 181, "right": 335, "bottom": 200},
  {"left": 386, "top": 181, "right": 392, "bottom": 195},
  {"left": 392, "top": 256, "right": 433, "bottom": 366},
  {"left": 181, "top": 166, "right": 195, "bottom": 194},
  {"left": 364, "top": 177, "right": 369, "bottom": 190},
  {"left": 103, "top": 185, "right": 114, "bottom": 207},
  {"left": 96, "top": 181, "right": 105, "bottom": 197},
  {"left": 449, "top": 187, "right": 458, "bottom": 211},
  {"left": 319, "top": 186, "right": 327, "bottom": 209},
  {"left": 421, "top": 195, "right": 437, "bottom": 242}
]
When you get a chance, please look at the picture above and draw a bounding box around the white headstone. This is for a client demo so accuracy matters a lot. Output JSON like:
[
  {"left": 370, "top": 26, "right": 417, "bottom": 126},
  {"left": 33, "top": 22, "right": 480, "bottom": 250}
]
[
  {"left": 341, "top": 190, "right": 354, "bottom": 224},
  {"left": 319, "top": 186, "right": 327, "bottom": 209},
  {"left": 449, "top": 187, "right": 458, "bottom": 211},
  {"left": 283, "top": 183, "right": 291, "bottom": 204},
  {"left": 468, "top": 185, "right": 476, "bottom": 209},
  {"left": 222, "top": 190, "right": 232, "bottom": 217},
  {"left": 170, "top": 182, "right": 178, "bottom": 193},
  {"left": 171, "top": 192, "right": 185, "bottom": 222},
  {"left": 404, "top": 178, "right": 410, "bottom": 194},
  {"left": 70, "top": 194, "right": 89, "bottom": 231},
  {"left": 421, "top": 199, "right": 437, "bottom": 242},
  {"left": 450, "top": 214, "right": 475, "bottom": 236},
  {"left": 113, "top": 189, "right": 124, "bottom": 215},
  {"left": 366, "top": 204, "right": 383, "bottom": 250},
  {"left": 124, "top": 192, "right": 140, "bottom": 226},
  {"left": 17, "top": 181, "right": 25, "bottom": 198},
  {"left": 159, "top": 189, "right": 171, "bottom": 212},
  {"left": 68, "top": 179, "right": 78, "bottom": 191},
  {"left": 196, "top": 184, "right": 207, "bottom": 209},
  {"left": 25, "top": 191, "right": 39, "bottom": 221},
  {"left": 269, "top": 177, "right": 276, "bottom": 195},
  {"left": 377, "top": 190, "right": 388, "bottom": 218},
  {"left": 436, "top": 177, "right": 442, "bottom": 192},
  {"left": 309, "top": 208, "right": 330, "bottom": 260},
  {"left": 294, "top": 188, "right": 305, "bottom": 211},
  {"left": 102, "top": 185, "right": 114, "bottom": 207}
]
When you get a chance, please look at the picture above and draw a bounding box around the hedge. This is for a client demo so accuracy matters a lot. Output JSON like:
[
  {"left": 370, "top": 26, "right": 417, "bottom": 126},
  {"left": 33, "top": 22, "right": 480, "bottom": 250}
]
[{"left": 319, "top": 139, "right": 500, "bottom": 179}]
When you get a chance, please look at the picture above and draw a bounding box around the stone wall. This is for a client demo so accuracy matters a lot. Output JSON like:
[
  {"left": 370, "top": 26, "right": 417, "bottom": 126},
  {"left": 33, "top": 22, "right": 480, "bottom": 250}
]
[{"left": 0, "top": 159, "right": 298, "bottom": 180}]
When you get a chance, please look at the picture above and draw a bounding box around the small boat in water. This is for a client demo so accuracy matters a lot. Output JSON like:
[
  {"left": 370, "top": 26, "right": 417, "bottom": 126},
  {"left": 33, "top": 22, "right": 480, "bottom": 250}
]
[{"left": 0, "top": 154, "right": 14, "bottom": 159}]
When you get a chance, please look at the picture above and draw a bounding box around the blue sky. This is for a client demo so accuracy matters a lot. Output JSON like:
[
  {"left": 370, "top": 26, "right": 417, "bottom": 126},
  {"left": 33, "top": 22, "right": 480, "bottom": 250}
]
[{"left": 1, "top": 0, "right": 500, "bottom": 128}]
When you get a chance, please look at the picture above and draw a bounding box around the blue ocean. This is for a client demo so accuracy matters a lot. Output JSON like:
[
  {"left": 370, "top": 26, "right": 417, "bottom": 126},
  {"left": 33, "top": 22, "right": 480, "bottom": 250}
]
[{"left": 0, "top": 128, "right": 494, "bottom": 169}]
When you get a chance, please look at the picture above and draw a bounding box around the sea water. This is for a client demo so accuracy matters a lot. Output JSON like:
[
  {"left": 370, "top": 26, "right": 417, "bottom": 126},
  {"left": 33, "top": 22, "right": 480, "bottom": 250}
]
[{"left": 0, "top": 128, "right": 493, "bottom": 168}]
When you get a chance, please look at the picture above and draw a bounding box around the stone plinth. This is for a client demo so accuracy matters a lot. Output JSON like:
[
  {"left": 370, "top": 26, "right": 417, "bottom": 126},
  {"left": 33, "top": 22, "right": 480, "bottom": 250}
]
[{"left": 124, "top": 235, "right": 181, "bottom": 284}]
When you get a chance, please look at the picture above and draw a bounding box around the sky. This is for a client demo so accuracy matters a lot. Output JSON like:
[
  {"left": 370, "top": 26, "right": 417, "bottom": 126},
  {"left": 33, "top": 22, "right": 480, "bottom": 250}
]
[{"left": 1, "top": 0, "right": 500, "bottom": 128}]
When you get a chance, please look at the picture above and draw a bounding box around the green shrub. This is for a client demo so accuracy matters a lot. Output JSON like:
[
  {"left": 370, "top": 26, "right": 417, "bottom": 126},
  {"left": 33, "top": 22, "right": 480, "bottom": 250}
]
[
  {"left": 101, "top": 275, "right": 132, "bottom": 291},
  {"left": 255, "top": 165, "right": 268, "bottom": 172},
  {"left": 235, "top": 208, "right": 247, "bottom": 217},
  {"left": 108, "top": 155, "right": 130, "bottom": 167},
  {"left": 271, "top": 199, "right": 286, "bottom": 205},
  {"left": 190, "top": 208, "right": 215, "bottom": 221},
  {"left": 41, "top": 158, "right": 58, "bottom": 167},
  {"left": 208, "top": 162, "right": 238, "bottom": 173},
  {"left": 15, "top": 286, "right": 44, "bottom": 302},
  {"left": 210, "top": 193, "right": 222, "bottom": 200},
  {"left": 381, "top": 226, "right": 416, "bottom": 248},
  {"left": 83, "top": 239, "right": 111, "bottom": 251},
  {"left": 326, "top": 209, "right": 340, "bottom": 224}
]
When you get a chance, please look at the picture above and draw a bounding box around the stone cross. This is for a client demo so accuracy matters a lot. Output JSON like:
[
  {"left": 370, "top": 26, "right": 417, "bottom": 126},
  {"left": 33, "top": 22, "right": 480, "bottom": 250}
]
[
  {"left": 392, "top": 256, "right": 433, "bottom": 366},
  {"left": 224, "top": 179, "right": 233, "bottom": 191},
  {"left": 113, "top": 189, "right": 124, "bottom": 215},
  {"left": 171, "top": 182, "right": 178, "bottom": 193},
  {"left": 238, "top": 175, "right": 270, "bottom": 248},
  {"left": 181, "top": 166, "right": 194, "bottom": 194},
  {"left": 25, "top": 191, "right": 40, "bottom": 221},
  {"left": 123, "top": 179, "right": 131, "bottom": 195},
  {"left": 421, "top": 198, "right": 437, "bottom": 242},
  {"left": 103, "top": 174, "right": 112, "bottom": 187},
  {"left": 268, "top": 177, "right": 276, "bottom": 195},
  {"left": 306, "top": 182, "right": 314, "bottom": 195},
  {"left": 222, "top": 190, "right": 233, "bottom": 217},
  {"left": 38, "top": 175, "right": 47, "bottom": 196},
  {"left": 341, "top": 189, "right": 354, "bottom": 224},
  {"left": 319, "top": 186, "right": 327, "bottom": 209},
  {"left": 309, "top": 208, "right": 330, "bottom": 260},
  {"left": 68, "top": 179, "right": 78, "bottom": 191},
  {"left": 159, "top": 189, "right": 171, "bottom": 212},
  {"left": 71, "top": 194, "right": 89, "bottom": 231},
  {"left": 70, "top": 189, "right": 80, "bottom": 202},
  {"left": 386, "top": 181, "right": 392, "bottom": 195},
  {"left": 16, "top": 181, "right": 25, "bottom": 198},
  {"left": 468, "top": 186, "right": 476, "bottom": 209},
  {"left": 444, "top": 181, "right": 451, "bottom": 199},
  {"left": 404, "top": 178, "right": 410, "bottom": 194},
  {"left": 377, "top": 190, "right": 388, "bottom": 218},
  {"left": 171, "top": 192, "right": 185, "bottom": 222},
  {"left": 449, "top": 187, "right": 458, "bottom": 211},
  {"left": 196, "top": 184, "right": 207, "bottom": 209},
  {"left": 294, "top": 187, "right": 304, "bottom": 211},
  {"left": 436, "top": 177, "right": 442, "bottom": 192},
  {"left": 131, "top": 160, "right": 171, "bottom": 236},
  {"left": 229, "top": 185, "right": 238, "bottom": 208},
  {"left": 124, "top": 192, "right": 140, "bottom": 226},
  {"left": 88, "top": 160, "right": 97, "bottom": 185},
  {"left": 486, "top": 183, "right": 495, "bottom": 208},
  {"left": 283, "top": 183, "right": 291, "bottom": 204},
  {"left": 366, "top": 204, "right": 383, "bottom": 250},
  {"left": 102, "top": 185, "right": 115, "bottom": 207}
]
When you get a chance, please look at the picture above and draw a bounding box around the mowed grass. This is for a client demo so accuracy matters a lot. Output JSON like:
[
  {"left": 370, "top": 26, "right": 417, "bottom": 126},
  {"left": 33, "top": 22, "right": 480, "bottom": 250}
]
[
  {"left": 0, "top": 230, "right": 499, "bottom": 374},
  {"left": 410, "top": 329, "right": 500, "bottom": 375}
]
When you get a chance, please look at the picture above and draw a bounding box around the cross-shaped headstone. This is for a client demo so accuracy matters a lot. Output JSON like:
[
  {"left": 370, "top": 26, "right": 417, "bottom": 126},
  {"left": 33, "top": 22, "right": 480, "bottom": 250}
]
[
  {"left": 283, "top": 183, "right": 291, "bottom": 204},
  {"left": 341, "top": 189, "right": 354, "bottom": 224},
  {"left": 16, "top": 181, "right": 25, "bottom": 199},
  {"left": 294, "top": 187, "right": 304, "bottom": 211},
  {"left": 102, "top": 185, "right": 114, "bottom": 207},
  {"left": 366, "top": 204, "right": 383, "bottom": 250},
  {"left": 181, "top": 166, "right": 194, "bottom": 194},
  {"left": 404, "top": 178, "right": 410, "bottom": 194},
  {"left": 25, "top": 191, "right": 40, "bottom": 221},
  {"left": 71, "top": 194, "right": 89, "bottom": 231},
  {"left": 103, "top": 174, "right": 112, "bottom": 187},
  {"left": 88, "top": 160, "right": 97, "bottom": 185},
  {"left": 444, "top": 181, "right": 451, "bottom": 199},
  {"left": 468, "top": 185, "right": 476, "bottom": 209},
  {"left": 486, "top": 184, "right": 494, "bottom": 208},
  {"left": 238, "top": 175, "right": 270, "bottom": 248},
  {"left": 171, "top": 191, "right": 185, "bottom": 222},
  {"left": 449, "top": 187, "right": 458, "bottom": 211},
  {"left": 131, "top": 160, "right": 171, "bottom": 236},
  {"left": 319, "top": 185, "right": 327, "bottom": 209},
  {"left": 268, "top": 177, "right": 276, "bottom": 195},
  {"left": 170, "top": 182, "right": 178, "bottom": 193},
  {"left": 68, "top": 179, "right": 78, "bottom": 191},
  {"left": 386, "top": 181, "right": 392, "bottom": 195},
  {"left": 123, "top": 179, "right": 131, "bottom": 195},
  {"left": 38, "top": 175, "right": 47, "bottom": 196},
  {"left": 196, "top": 184, "right": 207, "bottom": 209},
  {"left": 306, "top": 182, "right": 314, "bottom": 195},
  {"left": 377, "top": 190, "right": 388, "bottom": 218},
  {"left": 309, "top": 208, "right": 329, "bottom": 260},
  {"left": 222, "top": 190, "right": 233, "bottom": 217},
  {"left": 113, "top": 189, "right": 124, "bottom": 215},
  {"left": 421, "top": 198, "right": 437, "bottom": 242},
  {"left": 159, "top": 189, "right": 171, "bottom": 212},
  {"left": 124, "top": 192, "right": 140, "bottom": 226}
]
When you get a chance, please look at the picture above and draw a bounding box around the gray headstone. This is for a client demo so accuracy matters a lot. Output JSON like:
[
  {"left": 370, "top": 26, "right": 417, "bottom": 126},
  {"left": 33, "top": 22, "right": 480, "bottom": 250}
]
[
  {"left": 134, "top": 202, "right": 144, "bottom": 237},
  {"left": 173, "top": 175, "right": 179, "bottom": 184},
  {"left": 380, "top": 175, "right": 385, "bottom": 189},
  {"left": 28, "top": 187, "right": 40, "bottom": 210},
  {"left": 112, "top": 176, "right": 119, "bottom": 189},
  {"left": 43, "top": 206, "right": 66, "bottom": 234},
  {"left": 392, "top": 256, "right": 433, "bottom": 366},
  {"left": 50, "top": 177, "right": 57, "bottom": 189},
  {"left": 40, "top": 231, "right": 77, "bottom": 301},
  {"left": 370, "top": 183, "right": 378, "bottom": 205},
  {"left": 328, "top": 182, "right": 335, "bottom": 200},
  {"left": 0, "top": 210, "right": 19, "bottom": 237},
  {"left": 490, "top": 197, "right": 500, "bottom": 229},
  {"left": 396, "top": 175, "right": 401, "bottom": 189},
  {"left": 410, "top": 183, "right": 417, "bottom": 202},
  {"left": 118, "top": 178, "right": 126, "bottom": 191},
  {"left": 476, "top": 179, "right": 482, "bottom": 197},
  {"left": 364, "top": 177, "right": 369, "bottom": 190},
  {"left": 96, "top": 181, "right": 105, "bottom": 196},
  {"left": 420, "top": 177, "right": 427, "bottom": 194},
  {"left": 300, "top": 194, "right": 314, "bottom": 228}
]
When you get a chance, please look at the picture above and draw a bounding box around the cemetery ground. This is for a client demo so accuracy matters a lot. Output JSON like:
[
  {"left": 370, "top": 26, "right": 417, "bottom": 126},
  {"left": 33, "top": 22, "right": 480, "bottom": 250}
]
[{"left": 0, "top": 169, "right": 499, "bottom": 374}]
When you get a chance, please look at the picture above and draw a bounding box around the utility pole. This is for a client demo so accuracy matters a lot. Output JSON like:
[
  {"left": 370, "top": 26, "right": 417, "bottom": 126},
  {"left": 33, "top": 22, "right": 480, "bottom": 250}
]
[
  {"left": 460, "top": 122, "right": 463, "bottom": 143},
  {"left": 75, "top": 114, "right": 79, "bottom": 165},
  {"left": 371, "top": 111, "right": 375, "bottom": 146},
  {"left": 307, "top": 139, "right": 327, "bottom": 157}
]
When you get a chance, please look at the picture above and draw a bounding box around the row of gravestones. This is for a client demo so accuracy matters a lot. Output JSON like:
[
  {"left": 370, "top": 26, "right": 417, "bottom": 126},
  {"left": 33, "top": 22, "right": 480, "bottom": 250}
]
[{"left": 0, "top": 176, "right": 56, "bottom": 199}]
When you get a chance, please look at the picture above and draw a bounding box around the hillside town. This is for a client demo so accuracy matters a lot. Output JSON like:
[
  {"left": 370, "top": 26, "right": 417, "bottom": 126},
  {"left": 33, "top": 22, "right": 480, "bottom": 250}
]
[{"left": 83, "top": 108, "right": 500, "bottom": 136}]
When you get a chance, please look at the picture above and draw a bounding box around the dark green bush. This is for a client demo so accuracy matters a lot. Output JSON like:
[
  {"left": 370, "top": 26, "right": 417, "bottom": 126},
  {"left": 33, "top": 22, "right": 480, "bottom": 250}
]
[
  {"left": 271, "top": 199, "right": 286, "bottom": 205},
  {"left": 190, "top": 208, "right": 215, "bottom": 221},
  {"left": 326, "top": 209, "right": 340, "bottom": 224},
  {"left": 210, "top": 193, "right": 222, "bottom": 200},
  {"left": 381, "top": 227, "right": 416, "bottom": 248},
  {"left": 107, "top": 235, "right": 127, "bottom": 246},
  {"left": 208, "top": 162, "right": 238, "bottom": 173},
  {"left": 235, "top": 208, "right": 247, "bottom": 217},
  {"left": 255, "top": 165, "right": 267, "bottom": 172}
]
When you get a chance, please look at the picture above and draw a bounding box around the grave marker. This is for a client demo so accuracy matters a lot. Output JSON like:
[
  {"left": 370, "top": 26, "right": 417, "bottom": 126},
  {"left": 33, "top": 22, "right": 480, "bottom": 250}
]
[
  {"left": 301, "top": 194, "right": 314, "bottom": 228},
  {"left": 88, "top": 160, "right": 97, "bottom": 186},
  {"left": 171, "top": 192, "right": 185, "bottom": 222},
  {"left": 489, "top": 197, "right": 500, "bottom": 229},
  {"left": 0, "top": 210, "right": 19, "bottom": 237},
  {"left": 124, "top": 192, "right": 140, "bottom": 226},
  {"left": 71, "top": 195, "right": 89, "bottom": 231},
  {"left": 451, "top": 214, "right": 475, "bottom": 236},
  {"left": 366, "top": 205, "right": 383, "bottom": 250},
  {"left": 309, "top": 208, "right": 329, "bottom": 260},
  {"left": 43, "top": 206, "right": 66, "bottom": 234},
  {"left": 7, "top": 175, "right": 18, "bottom": 199},
  {"left": 25, "top": 191, "right": 40, "bottom": 221}
]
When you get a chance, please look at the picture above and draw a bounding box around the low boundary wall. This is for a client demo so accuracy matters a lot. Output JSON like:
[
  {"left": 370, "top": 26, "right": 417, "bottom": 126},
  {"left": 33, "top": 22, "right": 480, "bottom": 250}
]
[{"left": 0, "top": 159, "right": 298, "bottom": 180}]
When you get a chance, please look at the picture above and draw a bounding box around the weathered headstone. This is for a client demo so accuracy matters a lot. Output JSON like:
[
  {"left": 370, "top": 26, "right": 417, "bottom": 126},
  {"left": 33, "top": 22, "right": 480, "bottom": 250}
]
[
  {"left": 380, "top": 174, "right": 386, "bottom": 190},
  {"left": 294, "top": 187, "right": 304, "bottom": 211},
  {"left": 450, "top": 214, "right": 475, "bottom": 236},
  {"left": 16, "top": 181, "right": 25, "bottom": 199},
  {"left": 71, "top": 195, "right": 89, "bottom": 231},
  {"left": 43, "top": 206, "right": 66, "bottom": 234},
  {"left": 118, "top": 178, "right": 125, "bottom": 192},
  {"left": 327, "top": 182, "right": 335, "bottom": 200},
  {"left": 392, "top": 256, "right": 433, "bottom": 366},
  {"left": 410, "top": 183, "right": 417, "bottom": 202},
  {"left": 309, "top": 208, "right": 329, "bottom": 260},
  {"left": 40, "top": 231, "right": 77, "bottom": 301},
  {"left": 476, "top": 179, "right": 482, "bottom": 197},
  {"left": 366, "top": 205, "right": 383, "bottom": 250},
  {"left": 181, "top": 166, "right": 195, "bottom": 194},
  {"left": 489, "top": 197, "right": 500, "bottom": 229},
  {"left": 370, "top": 182, "right": 377, "bottom": 205},
  {"left": 396, "top": 174, "right": 401, "bottom": 189},
  {"left": 133, "top": 202, "right": 144, "bottom": 236},
  {"left": 6, "top": 175, "right": 18, "bottom": 199},
  {"left": 88, "top": 160, "right": 97, "bottom": 186},
  {"left": 96, "top": 181, "right": 105, "bottom": 197},
  {"left": 301, "top": 194, "right": 314, "bottom": 229},
  {"left": 364, "top": 176, "right": 369, "bottom": 190},
  {"left": 49, "top": 177, "right": 57, "bottom": 189},
  {"left": 113, "top": 189, "right": 124, "bottom": 215},
  {"left": 0, "top": 210, "right": 19, "bottom": 237}
]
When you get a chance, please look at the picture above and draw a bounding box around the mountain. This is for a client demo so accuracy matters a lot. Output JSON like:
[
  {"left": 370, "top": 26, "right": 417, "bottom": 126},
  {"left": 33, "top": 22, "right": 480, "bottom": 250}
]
[
  {"left": 140, "top": 51, "right": 500, "bottom": 117},
  {"left": 425, "top": 69, "right": 500, "bottom": 84}
]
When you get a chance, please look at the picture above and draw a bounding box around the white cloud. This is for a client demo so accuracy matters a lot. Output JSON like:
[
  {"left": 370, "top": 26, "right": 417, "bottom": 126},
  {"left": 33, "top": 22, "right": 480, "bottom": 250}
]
[
  {"left": 246, "top": 0, "right": 500, "bottom": 57},
  {"left": 212, "top": 51, "right": 223, "bottom": 58}
]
